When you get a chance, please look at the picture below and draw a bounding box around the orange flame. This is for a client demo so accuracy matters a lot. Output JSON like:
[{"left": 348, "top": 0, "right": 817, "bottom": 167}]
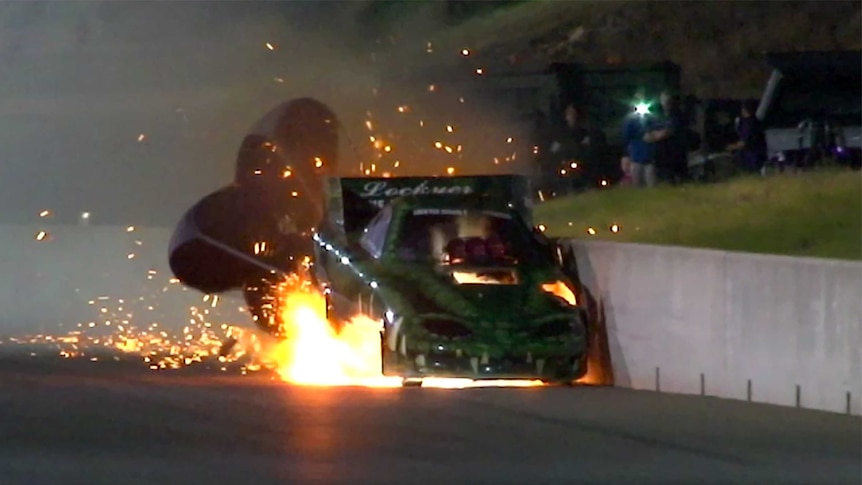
[{"left": 540, "top": 281, "right": 577, "bottom": 306}]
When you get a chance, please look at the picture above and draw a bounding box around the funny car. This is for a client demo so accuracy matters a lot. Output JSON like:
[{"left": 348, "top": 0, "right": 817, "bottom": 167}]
[{"left": 312, "top": 175, "right": 589, "bottom": 385}]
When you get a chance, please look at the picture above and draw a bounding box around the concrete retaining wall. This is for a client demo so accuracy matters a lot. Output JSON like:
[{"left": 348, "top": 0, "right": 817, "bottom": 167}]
[{"left": 569, "top": 240, "right": 862, "bottom": 415}]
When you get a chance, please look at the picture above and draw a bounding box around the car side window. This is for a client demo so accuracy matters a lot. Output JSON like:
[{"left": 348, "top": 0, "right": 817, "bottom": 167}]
[{"left": 359, "top": 206, "right": 392, "bottom": 259}]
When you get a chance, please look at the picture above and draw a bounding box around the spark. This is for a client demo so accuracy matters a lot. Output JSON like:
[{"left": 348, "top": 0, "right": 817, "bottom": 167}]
[
  {"left": 446, "top": 167, "right": 455, "bottom": 175},
  {"left": 35, "top": 231, "right": 48, "bottom": 241},
  {"left": 314, "top": 157, "right": 324, "bottom": 168},
  {"left": 39, "top": 210, "right": 51, "bottom": 217},
  {"left": 587, "top": 227, "right": 597, "bottom": 235},
  {"left": 137, "top": 134, "right": 146, "bottom": 142},
  {"left": 126, "top": 226, "right": 135, "bottom": 232},
  {"left": 446, "top": 125, "right": 454, "bottom": 133},
  {"left": 265, "top": 42, "right": 275, "bottom": 50},
  {"left": 475, "top": 67, "right": 484, "bottom": 75},
  {"left": 570, "top": 161, "right": 578, "bottom": 169},
  {"left": 610, "top": 224, "right": 620, "bottom": 233}
]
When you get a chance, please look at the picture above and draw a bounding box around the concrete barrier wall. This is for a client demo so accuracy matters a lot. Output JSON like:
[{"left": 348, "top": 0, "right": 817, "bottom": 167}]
[
  {"left": 0, "top": 224, "right": 247, "bottom": 339},
  {"left": 569, "top": 240, "right": 862, "bottom": 415}
]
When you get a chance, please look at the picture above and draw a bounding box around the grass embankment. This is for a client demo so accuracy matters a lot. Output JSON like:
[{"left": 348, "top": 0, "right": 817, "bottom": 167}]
[{"left": 535, "top": 171, "right": 862, "bottom": 260}]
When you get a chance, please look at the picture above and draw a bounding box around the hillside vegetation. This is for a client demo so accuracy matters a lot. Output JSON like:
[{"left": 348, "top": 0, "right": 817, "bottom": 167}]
[
  {"left": 374, "top": 0, "right": 861, "bottom": 98},
  {"left": 534, "top": 171, "right": 862, "bottom": 261}
]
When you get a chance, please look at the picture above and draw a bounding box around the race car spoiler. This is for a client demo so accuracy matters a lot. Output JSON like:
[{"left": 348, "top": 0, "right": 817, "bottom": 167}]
[{"left": 324, "top": 174, "right": 534, "bottom": 233}]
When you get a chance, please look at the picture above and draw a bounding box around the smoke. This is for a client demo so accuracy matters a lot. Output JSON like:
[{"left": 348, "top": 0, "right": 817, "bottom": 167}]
[{"left": 0, "top": 1, "right": 533, "bottom": 227}]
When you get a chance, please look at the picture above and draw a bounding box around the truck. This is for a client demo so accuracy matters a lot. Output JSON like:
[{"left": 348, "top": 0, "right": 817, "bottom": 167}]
[{"left": 756, "top": 50, "right": 862, "bottom": 169}]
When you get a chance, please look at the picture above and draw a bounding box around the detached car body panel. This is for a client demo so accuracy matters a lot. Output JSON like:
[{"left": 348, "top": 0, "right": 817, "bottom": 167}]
[{"left": 312, "top": 175, "right": 588, "bottom": 382}]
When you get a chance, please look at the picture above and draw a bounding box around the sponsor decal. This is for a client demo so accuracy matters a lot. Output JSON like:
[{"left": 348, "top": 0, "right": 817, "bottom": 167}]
[
  {"left": 359, "top": 180, "right": 475, "bottom": 198},
  {"left": 412, "top": 208, "right": 512, "bottom": 218}
]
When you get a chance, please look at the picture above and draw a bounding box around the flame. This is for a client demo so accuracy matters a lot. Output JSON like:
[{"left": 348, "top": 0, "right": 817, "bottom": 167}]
[
  {"left": 541, "top": 281, "right": 577, "bottom": 306},
  {"left": 265, "top": 282, "right": 400, "bottom": 387}
]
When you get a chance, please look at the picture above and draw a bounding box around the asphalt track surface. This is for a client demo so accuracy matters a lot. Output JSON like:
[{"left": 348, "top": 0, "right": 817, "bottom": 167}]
[{"left": 0, "top": 353, "right": 859, "bottom": 485}]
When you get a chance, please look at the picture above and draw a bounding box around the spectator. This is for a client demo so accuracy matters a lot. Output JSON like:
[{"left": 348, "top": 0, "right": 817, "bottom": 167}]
[
  {"left": 622, "top": 96, "right": 658, "bottom": 188},
  {"left": 549, "top": 104, "right": 607, "bottom": 194},
  {"left": 727, "top": 99, "right": 767, "bottom": 174},
  {"left": 651, "top": 90, "right": 691, "bottom": 184}
]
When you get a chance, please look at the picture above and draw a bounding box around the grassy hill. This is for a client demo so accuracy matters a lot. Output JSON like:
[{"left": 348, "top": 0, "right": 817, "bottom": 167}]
[
  {"left": 376, "top": 0, "right": 861, "bottom": 98},
  {"left": 534, "top": 170, "right": 862, "bottom": 261}
]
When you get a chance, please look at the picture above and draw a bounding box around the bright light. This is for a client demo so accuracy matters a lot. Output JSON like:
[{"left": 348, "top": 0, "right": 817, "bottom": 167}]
[
  {"left": 634, "top": 102, "right": 650, "bottom": 115},
  {"left": 610, "top": 224, "right": 620, "bottom": 233}
]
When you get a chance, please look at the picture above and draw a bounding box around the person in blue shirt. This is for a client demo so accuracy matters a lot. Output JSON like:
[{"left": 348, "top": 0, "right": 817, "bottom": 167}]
[{"left": 622, "top": 96, "right": 661, "bottom": 188}]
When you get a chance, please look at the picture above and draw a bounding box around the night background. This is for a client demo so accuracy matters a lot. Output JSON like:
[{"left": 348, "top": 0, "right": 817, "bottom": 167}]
[{"left": 0, "top": 1, "right": 858, "bottom": 226}]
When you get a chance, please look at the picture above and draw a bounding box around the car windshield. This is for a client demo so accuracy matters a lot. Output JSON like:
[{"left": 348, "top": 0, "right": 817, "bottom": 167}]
[{"left": 393, "top": 209, "right": 540, "bottom": 265}]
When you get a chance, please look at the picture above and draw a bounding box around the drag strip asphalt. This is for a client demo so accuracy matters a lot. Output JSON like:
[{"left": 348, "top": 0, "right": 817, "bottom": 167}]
[{"left": 0, "top": 354, "right": 858, "bottom": 485}]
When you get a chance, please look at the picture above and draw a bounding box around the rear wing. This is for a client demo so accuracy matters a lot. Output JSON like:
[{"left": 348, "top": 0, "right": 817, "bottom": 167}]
[{"left": 324, "top": 175, "right": 534, "bottom": 234}]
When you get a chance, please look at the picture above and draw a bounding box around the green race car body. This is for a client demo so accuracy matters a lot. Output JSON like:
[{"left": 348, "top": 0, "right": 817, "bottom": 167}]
[{"left": 312, "top": 175, "right": 588, "bottom": 383}]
